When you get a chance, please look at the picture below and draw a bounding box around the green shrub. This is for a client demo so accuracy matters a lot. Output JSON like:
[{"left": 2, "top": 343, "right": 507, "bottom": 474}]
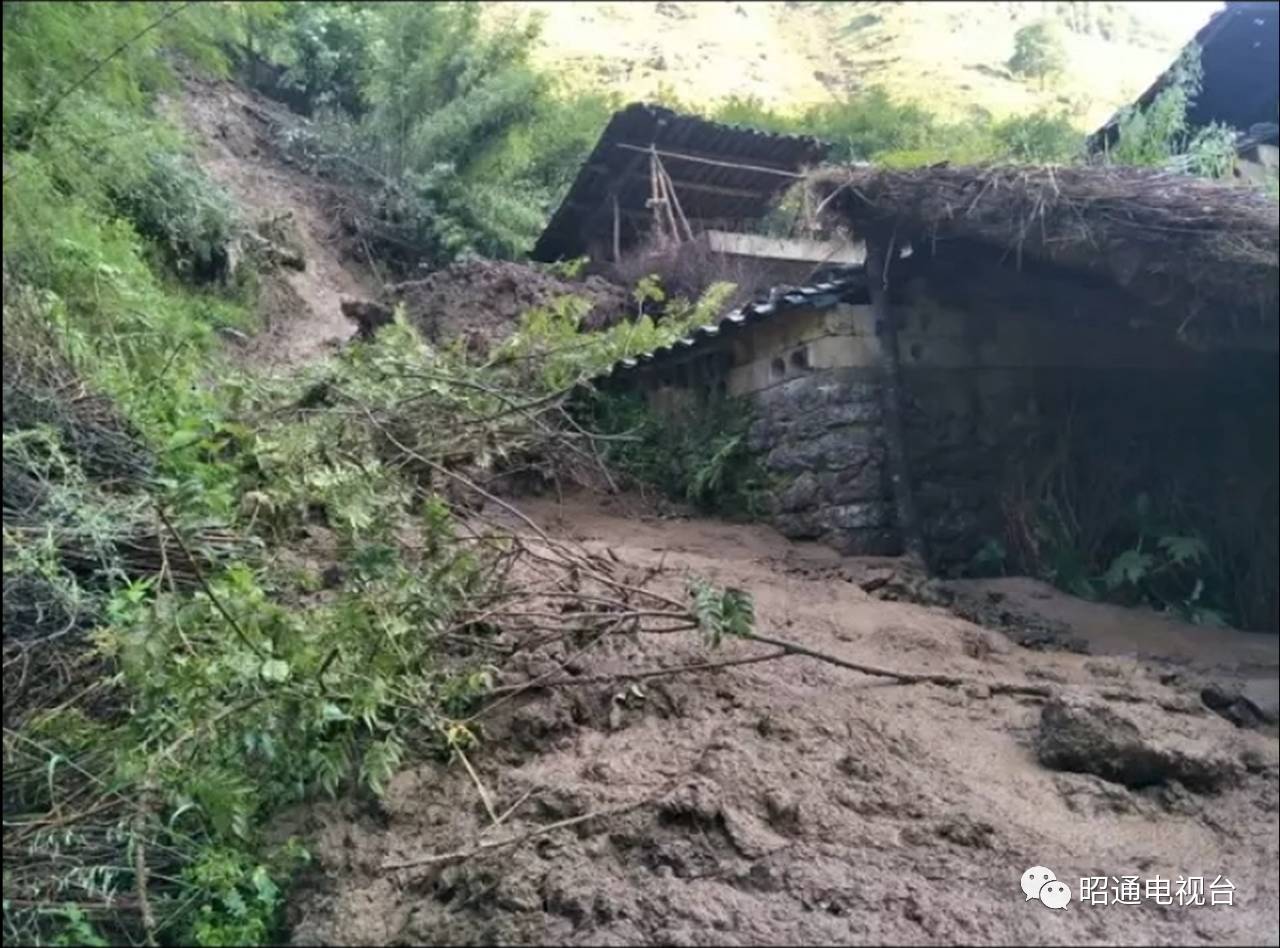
[
  {"left": 106, "top": 151, "right": 239, "bottom": 281},
  {"left": 263, "top": 2, "right": 617, "bottom": 268},
  {"left": 1103, "top": 44, "right": 1237, "bottom": 180},
  {"left": 993, "top": 109, "right": 1083, "bottom": 162},
  {"left": 498, "top": 280, "right": 737, "bottom": 390},
  {"left": 582, "top": 388, "right": 770, "bottom": 518}
]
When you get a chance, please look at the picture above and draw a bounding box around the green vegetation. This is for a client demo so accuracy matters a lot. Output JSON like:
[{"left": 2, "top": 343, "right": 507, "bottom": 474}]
[
  {"left": 2, "top": 2, "right": 1273, "bottom": 943},
  {"left": 665, "top": 86, "right": 1085, "bottom": 170},
  {"left": 582, "top": 389, "right": 769, "bottom": 518},
  {"left": 999, "top": 486, "right": 1237, "bottom": 628},
  {"left": 1102, "top": 44, "right": 1241, "bottom": 179},
  {"left": 991, "top": 363, "right": 1279, "bottom": 632},
  {"left": 498, "top": 280, "right": 772, "bottom": 517},
  {"left": 0, "top": 4, "right": 736, "bottom": 945},
  {"left": 1008, "top": 21, "right": 1068, "bottom": 91},
  {"left": 499, "top": 279, "right": 737, "bottom": 389},
  {"left": 4, "top": 4, "right": 288, "bottom": 939},
  {"left": 247, "top": 1, "right": 617, "bottom": 267}
]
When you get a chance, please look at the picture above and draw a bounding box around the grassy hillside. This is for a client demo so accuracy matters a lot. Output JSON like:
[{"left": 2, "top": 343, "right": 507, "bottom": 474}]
[{"left": 487, "top": 0, "right": 1220, "bottom": 128}]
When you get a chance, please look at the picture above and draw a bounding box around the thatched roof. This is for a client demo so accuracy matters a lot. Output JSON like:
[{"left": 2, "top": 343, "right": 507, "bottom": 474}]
[{"left": 811, "top": 165, "right": 1279, "bottom": 343}]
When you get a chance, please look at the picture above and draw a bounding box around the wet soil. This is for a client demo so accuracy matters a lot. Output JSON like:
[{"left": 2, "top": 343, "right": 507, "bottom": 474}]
[{"left": 286, "top": 492, "right": 1280, "bottom": 947}]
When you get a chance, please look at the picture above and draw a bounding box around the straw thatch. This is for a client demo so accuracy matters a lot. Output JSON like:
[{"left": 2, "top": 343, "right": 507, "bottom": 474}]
[{"left": 811, "top": 165, "right": 1279, "bottom": 341}]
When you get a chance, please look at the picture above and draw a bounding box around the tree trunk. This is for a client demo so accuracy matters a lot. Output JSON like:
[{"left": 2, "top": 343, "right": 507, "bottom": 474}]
[{"left": 865, "top": 233, "right": 929, "bottom": 570}]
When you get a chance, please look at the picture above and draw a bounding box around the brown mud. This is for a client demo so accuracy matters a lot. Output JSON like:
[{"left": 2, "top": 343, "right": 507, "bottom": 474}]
[
  {"left": 286, "top": 492, "right": 1280, "bottom": 947},
  {"left": 171, "top": 76, "right": 1279, "bottom": 948},
  {"left": 168, "top": 74, "right": 374, "bottom": 370}
]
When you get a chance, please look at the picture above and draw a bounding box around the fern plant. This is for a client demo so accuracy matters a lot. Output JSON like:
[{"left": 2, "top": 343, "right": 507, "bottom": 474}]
[{"left": 689, "top": 578, "right": 756, "bottom": 648}]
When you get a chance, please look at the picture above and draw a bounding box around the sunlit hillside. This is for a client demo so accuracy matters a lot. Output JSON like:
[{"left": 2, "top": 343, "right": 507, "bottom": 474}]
[{"left": 488, "top": 0, "right": 1220, "bottom": 127}]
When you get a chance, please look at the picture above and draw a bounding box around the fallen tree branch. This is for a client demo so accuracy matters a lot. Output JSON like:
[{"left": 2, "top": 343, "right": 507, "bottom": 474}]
[
  {"left": 359, "top": 406, "right": 688, "bottom": 613},
  {"left": 132, "top": 808, "right": 158, "bottom": 948},
  {"left": 453, "top": 744, "right": 500, "bottom": 827},
  {"left": 486, "top": 649, "right": 790, "bottom": 694},
  {"left": 154, "top": 505, "right": 264, "bottom": 660},
  {"left": 382, "top": 796, "right": 652, "bottom": 872},
  {"left": 743, "top": 630, "right": 1052, "bottom": 697},
  {"left": 492, "top": 787, "right": 537, "bottom": 828}
]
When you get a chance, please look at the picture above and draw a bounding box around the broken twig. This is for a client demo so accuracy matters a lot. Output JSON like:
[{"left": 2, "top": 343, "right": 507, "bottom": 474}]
[{"left": 383, "top": 797, "right": 652, "bottom": 872}]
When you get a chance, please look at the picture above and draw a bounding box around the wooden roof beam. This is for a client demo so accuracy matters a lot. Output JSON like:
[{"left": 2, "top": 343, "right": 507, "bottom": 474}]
[
  {"left": 584, "top": 163, "right": 792, "bottom": 200},
  {"left": 564, "top": 201, "right": 717, "bottom": 226},
  {"left": 613, "top": 142, "right": 808, "bottom": 178}
]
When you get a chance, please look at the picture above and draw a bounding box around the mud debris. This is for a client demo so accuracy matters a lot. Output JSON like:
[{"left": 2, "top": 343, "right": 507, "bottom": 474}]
[
  {"left": 284, "top": 495, "right": 1280, "bottom": 947},
  {"left": 1036, "top": 692, "right": 1243, "bottom": 792},
  {"left": 384, "top": 259, "right": 631, "bottom": 353}
]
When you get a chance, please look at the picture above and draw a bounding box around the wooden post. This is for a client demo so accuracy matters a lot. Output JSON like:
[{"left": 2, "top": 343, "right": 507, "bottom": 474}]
[
  {"left": 656, "top": 156, "right": 695, "bottom": 243},
  {"left": 649, "top": 148, "right": 665, "bottom": 244},
  {"left": 865, "top": 232, "right": 928, "bottom": 570},
  {"left": 651, "top": 150, "right": 681, "bottom": 245}
]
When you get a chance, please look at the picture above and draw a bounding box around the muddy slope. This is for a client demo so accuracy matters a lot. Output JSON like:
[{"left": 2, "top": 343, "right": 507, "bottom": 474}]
[
  {"left": 287, "top": 494, "right": 1280, "bottom": 947},
  {"left": 385, "top": 259, "right": 631, "bottom": 352},
  {"left": 169, "top": 74, "right": 375, "bottom": 370}
]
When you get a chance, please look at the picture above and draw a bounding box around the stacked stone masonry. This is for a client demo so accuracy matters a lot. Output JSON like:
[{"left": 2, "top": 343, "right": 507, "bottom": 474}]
[{"left": 748, "top": 367, "right": 897, "bottom": 556}]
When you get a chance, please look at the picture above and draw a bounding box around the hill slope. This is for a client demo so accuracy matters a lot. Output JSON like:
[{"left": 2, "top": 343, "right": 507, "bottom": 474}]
[{"left": 489, "top": 1, "right": 1221, "bottom": 127}]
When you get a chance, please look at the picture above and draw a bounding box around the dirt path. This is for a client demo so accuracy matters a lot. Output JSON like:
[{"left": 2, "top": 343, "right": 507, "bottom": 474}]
[
  {"left": 287, "top": 492, "right": 1280, "bottom": 946},
  {"left": 170, "top": 74, "right": 373, "bottom": 370}
]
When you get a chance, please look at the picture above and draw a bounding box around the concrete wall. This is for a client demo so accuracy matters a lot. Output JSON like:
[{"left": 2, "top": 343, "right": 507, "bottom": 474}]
[{"left": 726, "top": 303, "right": 880, "bottom": 396}]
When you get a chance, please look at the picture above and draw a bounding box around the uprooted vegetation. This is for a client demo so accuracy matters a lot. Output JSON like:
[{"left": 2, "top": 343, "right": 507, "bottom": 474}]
[
  {"left": 2, "top": 34, "right": 767, "bottom": 930},
  {"left": 1, "top": 4, "right": 643, "bottom": 942},
  {"left": 2, "top": 277, "right": 765, "bottom": 944}
]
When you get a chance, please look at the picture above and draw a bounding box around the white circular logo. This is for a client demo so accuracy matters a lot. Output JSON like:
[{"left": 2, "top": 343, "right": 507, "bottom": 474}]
[
  {"left": 1021, "top": 866, "right": 1057, "bottom": 902},
  {"left": 1040, "top": 879, "right": 1072, "bottom": 910}
]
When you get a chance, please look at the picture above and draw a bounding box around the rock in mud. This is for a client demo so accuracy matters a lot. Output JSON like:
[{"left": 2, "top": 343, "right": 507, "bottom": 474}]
[
  {"left": 340, "top": 297, "right": 394, "bottom": 340},
  {"left": 761, "top": 789, "right": 803, "bottom": 835},
  {"left": 1052, "top": 772, "right": 1142, "bottom": 816},
  {"left": 1200, "top": 682, "right": 1276, "bottom": 730},
  {"left": 657, "top": 778, "right": 723, "bottom": 827},
  {"left": 932, "top": 814, "right": 996, "bottom": 849},
  {"left": 1035, "top": 693, "right": 1241, "bottom": 793}
]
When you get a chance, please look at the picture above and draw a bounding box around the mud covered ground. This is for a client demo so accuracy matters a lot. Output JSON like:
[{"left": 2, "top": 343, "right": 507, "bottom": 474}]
[
  {"left": 169, "top": 73, "right": 1279, "bottom": 948},
  {"left": 385, "top": 259, "right": 631, "bottom": 353},
  {"left": 167, "top": 74, "right": 374, "bottom": 369},
  {"left": 285, "top": 492, "right": 1280, "bottom": 947}
]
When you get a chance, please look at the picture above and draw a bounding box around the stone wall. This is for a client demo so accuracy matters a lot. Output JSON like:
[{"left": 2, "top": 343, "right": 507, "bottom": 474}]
[
  {"left": 746, "top": 367, "right": 897, "bottom": 555},
  {"left": 743, "top": 362, "right": 1035, "bottom": 562},
  {"left": 626, "top": 257, "right": 1277, "bottom": 626}
]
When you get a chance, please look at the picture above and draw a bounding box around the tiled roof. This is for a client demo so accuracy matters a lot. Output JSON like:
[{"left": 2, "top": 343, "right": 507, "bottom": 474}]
[
  {"left": 1089, "top": 2, "right": 1279, "bottom": 151},
  {"left": 532, "top": 103, "right": 829, "bottom": 263},
  {"left": 600, "top": 265, "right": 867, "bottom": 382}
]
